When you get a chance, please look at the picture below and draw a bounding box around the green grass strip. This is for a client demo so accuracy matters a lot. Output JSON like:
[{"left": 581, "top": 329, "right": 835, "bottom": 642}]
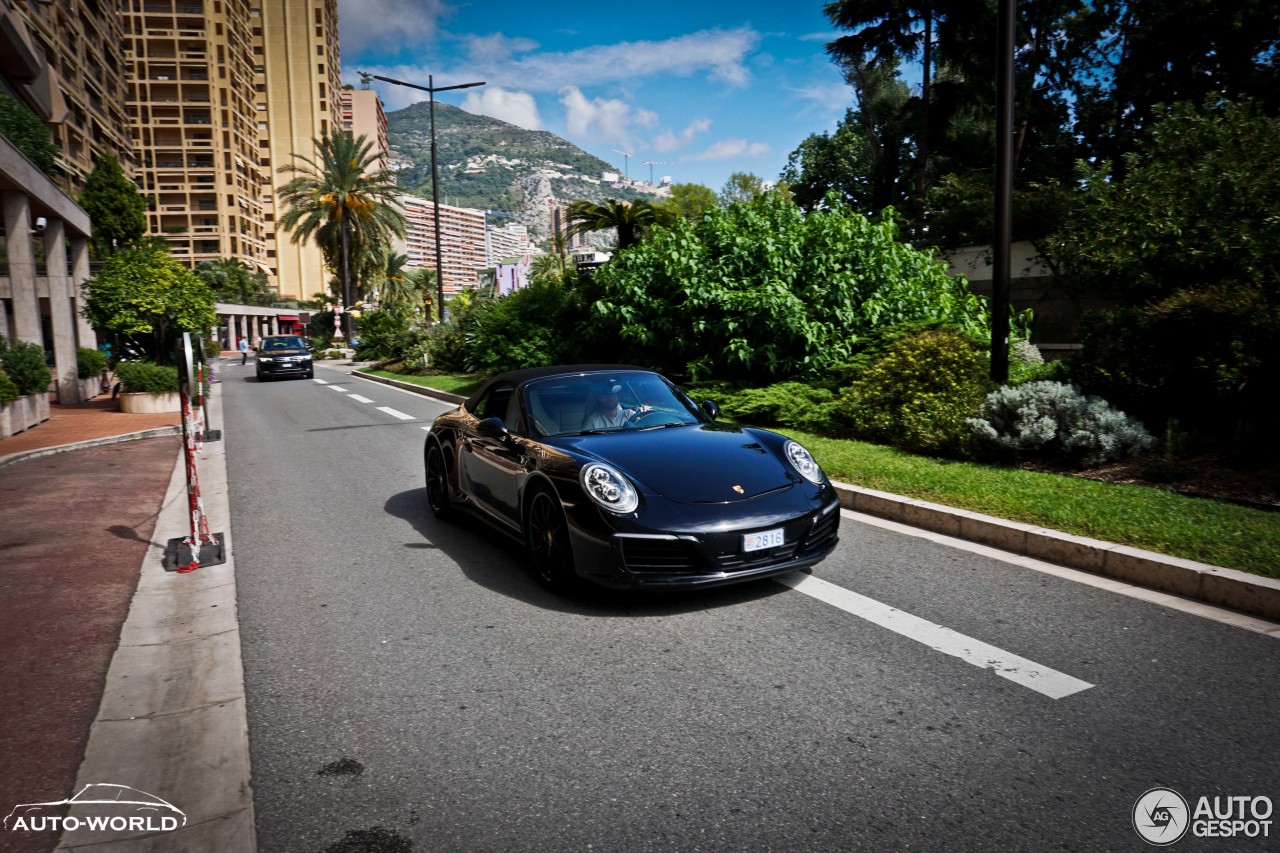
[
  {"left": 789, "top": 430, "right": 1279, "bottom": 578},
  {"left": 360, "top": 369, "right": 484, "bottom": 397}
]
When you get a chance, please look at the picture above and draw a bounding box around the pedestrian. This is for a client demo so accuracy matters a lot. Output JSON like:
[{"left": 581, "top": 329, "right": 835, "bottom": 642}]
[{"left": 239, "top": 337, "right": 250, "bottom": 365}]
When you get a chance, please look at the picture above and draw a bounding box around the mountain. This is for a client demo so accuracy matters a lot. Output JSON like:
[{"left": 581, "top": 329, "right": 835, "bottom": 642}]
[{"left": 385, "top": 101, "right": 664, "bottom": 244}]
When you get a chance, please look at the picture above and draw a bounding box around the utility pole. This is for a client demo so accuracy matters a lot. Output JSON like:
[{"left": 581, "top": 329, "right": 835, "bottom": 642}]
[{"left": 991, "top": 0, "right": 1015, "bottom": 383}]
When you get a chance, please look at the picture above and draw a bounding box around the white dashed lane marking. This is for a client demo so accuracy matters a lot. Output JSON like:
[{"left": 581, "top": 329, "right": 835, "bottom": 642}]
[
  {"left": 348, "top": 394, "right": 374, "bottom": 404},
  {"left": 775, "top": 572, "right": 1094, "bottom": 700},
  {"left": 377, "top": 407, "right": 416, "bottom": 421}
]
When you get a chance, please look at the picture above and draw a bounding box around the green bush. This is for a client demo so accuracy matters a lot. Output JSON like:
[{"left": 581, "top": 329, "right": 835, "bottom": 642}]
[
  {"left": 719, "top": 382, "right": 844, "bottom": 434},
  {"left": 1068, "top": 282, "right": 1280, "bottom": 446},
  {"left": 0, "top": 371, "right": 19, "bottom": 405},
  {"left": 967, "top": 380, "right": 1154, "bottom": 468},
  {"left": 841, "top": 329, "right": 993, "bottom": 457},
  {"left": 113, "top": 360, "right": 179, "bottom": 394},
  {"left": 77, "top": 347, "right": 109, "bottom": 379},
  {"left": 0, "top": 339, "right": 52, "bottom": 396}
]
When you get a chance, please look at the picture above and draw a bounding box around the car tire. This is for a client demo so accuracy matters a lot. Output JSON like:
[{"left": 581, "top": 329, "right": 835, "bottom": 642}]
[
  {"left": 424, "top": 441, "right": 453, "bottom": 520},
  {"left": 525, "top": 487, "right": 576, "bottom": 592}
]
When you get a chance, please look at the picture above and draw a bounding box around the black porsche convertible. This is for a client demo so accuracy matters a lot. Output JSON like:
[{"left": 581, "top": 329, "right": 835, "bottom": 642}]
[{"left": 424, "top": 365, "right": 840, "bottom": 591}]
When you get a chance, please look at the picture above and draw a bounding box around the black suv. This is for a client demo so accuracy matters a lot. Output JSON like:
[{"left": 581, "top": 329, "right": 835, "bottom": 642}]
[{"left": 254, "top": 335, "right": 314, "bottom": 380}]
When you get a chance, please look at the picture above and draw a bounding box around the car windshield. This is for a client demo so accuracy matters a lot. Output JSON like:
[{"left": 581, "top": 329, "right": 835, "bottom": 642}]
[
  {"left": 523, "top": 372, "right": 703, "bottom": 437},
  {"left": 261, "top": 337, "right": 305, "bottom": 351}
]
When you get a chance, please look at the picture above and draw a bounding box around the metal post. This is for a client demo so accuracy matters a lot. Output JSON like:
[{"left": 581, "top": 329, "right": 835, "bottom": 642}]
[
  {"left": 370, "top": 73, "right": 485, "bottom": 324},
  {"left": 991, "top": 0, "right": 1015, "bottom": 384}
]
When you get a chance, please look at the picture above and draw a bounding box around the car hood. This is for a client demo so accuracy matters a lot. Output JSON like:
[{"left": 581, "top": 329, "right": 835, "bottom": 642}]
[
  {"left": 259, "top": 348, "right": 309, "bottom": 356},
  {"left": 552, "top": 424, "right": 801, "bottom": 504}
]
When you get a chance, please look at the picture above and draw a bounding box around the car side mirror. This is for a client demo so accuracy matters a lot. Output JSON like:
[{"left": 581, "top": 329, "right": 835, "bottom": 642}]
[
  {"left": 701, "top": 400, "right": 720, "bottom": 421},
  {"left": 477, "top": 417, "right": 511, "bottom": 440},
  {"left": 305, "top": 342, "right": 314, "bottom": 351}
]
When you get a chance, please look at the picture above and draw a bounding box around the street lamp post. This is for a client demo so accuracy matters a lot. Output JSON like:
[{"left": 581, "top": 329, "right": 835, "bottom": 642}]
[{"left": 371, "top": 73, "right": 485, "bottom": 322}]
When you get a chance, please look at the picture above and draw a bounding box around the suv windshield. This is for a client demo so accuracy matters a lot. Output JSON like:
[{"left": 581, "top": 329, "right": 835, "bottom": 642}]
[{"left": 261, "top": 337, "right": 305, "bottom": 351}]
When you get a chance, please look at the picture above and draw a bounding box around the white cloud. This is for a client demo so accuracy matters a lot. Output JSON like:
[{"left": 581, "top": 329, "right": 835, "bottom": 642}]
[
  {"left": 453, "top": 27, "right": 759, "bottom": 93},
  {"left": 338, "top": 0, "right": 446, "bottom": 57},
  {"left": 560, "top": 87, "right": 658, "bottom": 145},
  {"left": 689, "top": 139, "right": 772, "bottom": 161},
  {"left": 652, "top": 118, "right": 712, "bottom": 153},
  {"left": 462, "top": 86, "right": 542, "bottom": 130},
  {"left": 790, "top": 80, "right": 855, "bottom": 113}
]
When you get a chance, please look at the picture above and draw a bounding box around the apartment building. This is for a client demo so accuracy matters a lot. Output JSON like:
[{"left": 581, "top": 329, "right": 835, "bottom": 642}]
[
  {"left": 398, "top": 194, "right": 487, "bottom": 298},
  {"left": 122, "top": 0, "right": 340, "bottom": 301},
  {"left": 258, "top": 0, "right": 341, "bottom": 301},
  {"left": 340, "top": 87, "right": 388, "bottom": 171},
  {"left": 0, "top": 0, "right": 134, "bottom": 193}
]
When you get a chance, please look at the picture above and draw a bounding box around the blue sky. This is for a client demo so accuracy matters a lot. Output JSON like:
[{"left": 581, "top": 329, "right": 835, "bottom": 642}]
[{"left": 337, "top": 0, "right": 856, "bottom": 191}]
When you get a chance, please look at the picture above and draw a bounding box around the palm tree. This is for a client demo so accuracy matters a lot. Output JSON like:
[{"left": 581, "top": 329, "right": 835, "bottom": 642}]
[
  {"left": 276, "top": 130, "right": 405, "bottom": 336},
  {"left": 530, "top": 251, "right": 575, "bottom": 286},
  {"left": 373, "top": 249, "right": 420, "bottom": 319},
  {"left": 564, "top": 198, "right": 671, "bottom": 251}
]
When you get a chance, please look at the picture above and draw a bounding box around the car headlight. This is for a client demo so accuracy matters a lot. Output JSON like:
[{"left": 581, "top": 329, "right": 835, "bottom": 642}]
[
  {"left": 784, "top": 440, "right": 824, "bottom": 484},
  {"left": 580, "top": 463, "right": 639, "bottom": 514},
  {"left": 258, "top": 357, "right": 274, "bottom": 362}
]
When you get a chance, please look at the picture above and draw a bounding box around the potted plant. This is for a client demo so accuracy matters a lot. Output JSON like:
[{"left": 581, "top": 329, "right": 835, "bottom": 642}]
[
  {"left": 0, "top": 339, "right": 52, "bottom": 436},
  {"left": 77, "top": 346, "right": 109, "bottom": 400},
  {"left": 113, "top": 361, "right": 182, "bottom": 413}
]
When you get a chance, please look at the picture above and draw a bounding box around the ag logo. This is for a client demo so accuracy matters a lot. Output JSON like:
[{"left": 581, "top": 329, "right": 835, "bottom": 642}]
[{"left": 1134, "top": 787, "right": 1190, "bottom": 845}]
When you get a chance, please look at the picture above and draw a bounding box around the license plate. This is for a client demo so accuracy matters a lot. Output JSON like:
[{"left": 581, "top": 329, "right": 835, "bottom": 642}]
[{"left": 743, "top": 528, "right": 785, "bottom": 552}]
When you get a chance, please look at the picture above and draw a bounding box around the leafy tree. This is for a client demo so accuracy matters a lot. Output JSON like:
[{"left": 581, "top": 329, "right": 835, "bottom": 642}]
[
  {"left": 591, "top": 191, "right": 994, "bottom": 381},
  {"left": 194, "top": 258, "right": 275, "bottom": 306},
  {"left": 82, "top": 245, "right": 217, "bottom": 364},
  {"left": 783, "top": 57, "right": 913, "bottom": 214},
  {"left": 79, "top": 153, "right": 147, "bottom": 260},
  {"left": 1045, "top": 100, "right": 1280, "bottom": 305},
  {"left": 718, "top": 172, "right": 770, "bottom": 207},
  {"left": 276, "top": 130, "right": 406, "bottom": 329},
  {"left": 658, "top": 183, "right": 719, "bottom": 222},
  {"left": 565, "top": 198, "right": 672, "bottom": 251},
  {"left": 0, "top": 93, "right": 57, "bottom": 175}
]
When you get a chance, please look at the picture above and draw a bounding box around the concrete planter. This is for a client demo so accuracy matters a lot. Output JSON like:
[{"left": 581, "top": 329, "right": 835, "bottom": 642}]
[
  {"left": 79, "top": 376, "right": 104, "bottom": 402},
  {"left": 0, "top": 393, "right": 51, "bottom": 437},
  {"left": 118, "top": 391, "right": 182, "bottom": 414}
]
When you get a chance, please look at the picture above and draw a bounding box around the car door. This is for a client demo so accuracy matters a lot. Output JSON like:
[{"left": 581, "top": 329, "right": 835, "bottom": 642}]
[{"left": 458, "top": 382, "right": 526, "bottom": 530}]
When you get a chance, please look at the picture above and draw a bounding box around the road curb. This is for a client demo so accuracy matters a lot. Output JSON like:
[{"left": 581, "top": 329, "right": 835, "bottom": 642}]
[
  {"left": 831, "top": 481, "right": 1280, "bottom": 622},
  {"left": 56, "top": 391, "right": 256, "bottom": 852},
  {"left": 0, "top": 425, "right": 183, "bottom": 469},
  {"left": 350, "top": 369, "right": 1280, "bottom": 624}
]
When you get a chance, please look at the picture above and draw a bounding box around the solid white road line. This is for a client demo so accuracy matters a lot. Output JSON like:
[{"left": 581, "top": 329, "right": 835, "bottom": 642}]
[
  {"left": 377, "top": 406, "right": 416, "bottom": 421},
  {"left": 348, "top": 394, "right": 374, "bottom": 403},
  {"left": 775, "top": 572, "right": 1094, "bottom": 700}
]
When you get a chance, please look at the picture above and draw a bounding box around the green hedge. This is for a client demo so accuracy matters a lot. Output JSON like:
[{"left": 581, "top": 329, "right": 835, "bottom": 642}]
[
  {"left": 113, "top": 361, "right": 179, "bottom": 394},
  {"left": 77, "top": 347, "right": 109, "bottom": 378},
  {"left": 0, "top": 339, "right": 52, "bottom": 396}
]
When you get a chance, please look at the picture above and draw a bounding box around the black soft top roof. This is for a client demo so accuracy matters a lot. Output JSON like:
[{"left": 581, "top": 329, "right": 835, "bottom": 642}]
[{"left": 464, "top": 364, "right": 649, "bottom": 411}]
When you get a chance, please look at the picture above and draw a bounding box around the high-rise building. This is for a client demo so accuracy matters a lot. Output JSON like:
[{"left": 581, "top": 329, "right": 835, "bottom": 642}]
[
  {"left": 257, "top": 0, "right": 342, "bottom": 302},
  {"left": 122, "top": 0, "right": 341, "bottom": 302},
  {"left": 340, "top": 88, "right": 389, "bottom": 171},
  {"left": 122, "top": 0, "right": 270, "bottom": 277},
  {"left": 1, "top": 0, "right": 134, "bottom": 193},
  {"left": 398, "top": 194, "right": 487, "bottom": 298}
]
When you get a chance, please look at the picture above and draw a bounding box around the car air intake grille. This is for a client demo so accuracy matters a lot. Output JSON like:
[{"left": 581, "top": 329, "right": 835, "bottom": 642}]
[
  {"left": 617, "top": 537, "right": 702, "bottom": 574},
  {"left": 716, "top": 542, "right": 800, "bottom": 573},
  {"left": 802, "top": 508, "right": 840, "bottom": 554}
]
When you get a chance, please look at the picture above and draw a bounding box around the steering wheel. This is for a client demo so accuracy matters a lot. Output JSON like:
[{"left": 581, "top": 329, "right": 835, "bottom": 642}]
[{"left": 630, "top": 408, "right": 680, "bottom": 426}]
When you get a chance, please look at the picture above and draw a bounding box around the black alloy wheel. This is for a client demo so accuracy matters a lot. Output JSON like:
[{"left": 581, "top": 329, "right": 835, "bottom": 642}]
[
  {"left": 424, "top": 442, "right": 452, "bottom": 519},
  {"left": 526, "top": 488, "right": 575, "bottom": 591}
]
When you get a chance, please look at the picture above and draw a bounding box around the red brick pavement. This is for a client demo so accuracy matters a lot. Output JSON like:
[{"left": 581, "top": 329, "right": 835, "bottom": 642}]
[{"left": 0, "top": 392, "right": 183, "bottom": 853}]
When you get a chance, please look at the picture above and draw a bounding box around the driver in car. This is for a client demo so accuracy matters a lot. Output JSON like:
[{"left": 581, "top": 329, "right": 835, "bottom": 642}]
[{"left": 583, "top": 382, "right": 651, "bottom": 430}]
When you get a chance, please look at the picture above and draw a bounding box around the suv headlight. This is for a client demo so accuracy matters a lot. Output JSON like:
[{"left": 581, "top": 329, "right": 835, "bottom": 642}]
[
  {"left": 258, "top": 356, "right": 275, "bottom": 362},
  {"left": 784, "top": 440, "right": 824, "bottom": 484},
  {"left": 580, "top": 463, "right": 639, "bottom": 514}
]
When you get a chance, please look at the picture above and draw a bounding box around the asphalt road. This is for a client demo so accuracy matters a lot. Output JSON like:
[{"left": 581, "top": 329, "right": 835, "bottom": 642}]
[{"left": 223, "top": 360, "right": 1280, "bottom": 852}]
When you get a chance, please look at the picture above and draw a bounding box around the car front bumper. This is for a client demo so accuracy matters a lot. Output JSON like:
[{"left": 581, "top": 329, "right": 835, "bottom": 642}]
[{"left": 565, "top": 491, "right": 841, "bottom": 590}]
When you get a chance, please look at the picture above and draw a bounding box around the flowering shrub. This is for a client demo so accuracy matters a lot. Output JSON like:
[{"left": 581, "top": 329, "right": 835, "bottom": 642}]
[
  {"left": 967, "top": 380, "right": 1154, "bottom": 468},
  {"left": 842, "top": 329, "right": 993, "bottom": 456}
]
